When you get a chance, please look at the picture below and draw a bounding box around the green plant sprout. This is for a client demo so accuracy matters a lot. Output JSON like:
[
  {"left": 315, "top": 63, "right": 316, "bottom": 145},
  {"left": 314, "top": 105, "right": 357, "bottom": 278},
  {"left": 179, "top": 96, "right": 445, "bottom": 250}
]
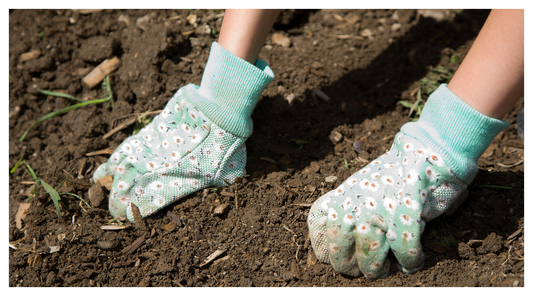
[
  {"left": 341, "top": 158, "right": 355, "bottom": 169},
  {"left": 132, "top": 111, "right": 155, "bottom": 135},
  {"left": 12, "top": 160, "right": 92, "bottom": 221},
  {"left": 19, "top": 75, "right": 114, "bottom": 142},
  {"left": 290, "top": 139, "right": 310, "bottom": 149}
]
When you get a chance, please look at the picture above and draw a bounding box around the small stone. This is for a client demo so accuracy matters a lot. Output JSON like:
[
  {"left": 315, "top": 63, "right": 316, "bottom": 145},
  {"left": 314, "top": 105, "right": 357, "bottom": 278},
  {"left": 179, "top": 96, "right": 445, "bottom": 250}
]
[
  {"left": 272, "top": 32, "right": 291, "bottom": 47},
  {"left": 360, "top": 28, "right": 373, "bottom": 38},
  {"left": 213, "top": 204, "right": 230, "bottom": 215},
  {"left": 97, "top": 240, "right": 115, "bottom": 250},
  {"left": 88, "top": 181, "right": 105, "bottom": 207},
  {"left": 329, "top": 130, "right": 343, "bottom": 144},
  {"left": 325, "top": 176, "right": 338, "bottom": 183},
  {"left": 285, "top": 93, "right": 295, "bottom": 105},
  {"left": 391, "top": 23, "right": 402, "bottom": 32}
]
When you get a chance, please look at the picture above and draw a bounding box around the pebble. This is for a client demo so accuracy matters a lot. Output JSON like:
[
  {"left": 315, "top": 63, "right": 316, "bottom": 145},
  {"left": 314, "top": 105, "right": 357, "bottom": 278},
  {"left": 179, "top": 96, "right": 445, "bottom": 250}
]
[
  {"left": 325, "top": 176, "right": 338, "bottom": 183},
  {"left": 272, "top": 32, "right": 291, "bottom": 47}
]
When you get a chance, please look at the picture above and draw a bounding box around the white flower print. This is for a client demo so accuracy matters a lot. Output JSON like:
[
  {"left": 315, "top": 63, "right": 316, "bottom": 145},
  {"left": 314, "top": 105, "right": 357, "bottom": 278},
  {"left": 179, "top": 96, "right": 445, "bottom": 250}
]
[
  {"left": 368, "top": 181, "right": 379, "bottom": 192},
  {"left": 384, "top": 162, "right": 395, "bottom": 169},
  {"left": 143, "top": 134, "right": 153, "bottom": 142},
  {"left": 116, "top": 164, "right": 126, "bottom": 175},
  {"left": 370, "top": 261, "right": 382, "bottom": 270},
  {"left": 364, "top": 197, "right": 378, "bottom": 210},
  {"left": 386, "top": 229, "right": 397, "bottom": 240},
  {"left": 359, "top": 167, "right": 371, "bottom": 175},
  {"left": 333, "top": 184, "right": 345, "bottom": 196},
  {"left": 187, "top": 178, "right": 201, "bottom": 189},
  {"left": 134, "top": 187, "right": 146, "bottom": 197},
  {"left": 108, "top": 164, "right": 118, "bottom": 174},
  {"left": 169, "top": 151, "right": 181, "bottom": 161},
  {"left": 381, "top": 175, "right": 394, "bottom": 186},
  {"left": 375, "top": 228, "right": 385, "bottom": 235},
  {"left": 121, "top": 144, "right": 133, "bottom": 155},
  {"left": 371, "top": 172, "right": 382, "bottom": 179},
  {"left": 182, "top": 123, "right": 191, "bottom": 133},
  {"left": 130, "top": 139, "right": 141, "bottom": 147},
  {"left": 328, "top": 208, "right": 338, "bottom": 221},
  {"left": 109, "top": 151, "right": 121, "bottom": 164},
  {"left": 172, "top": 135, "right": 184, "bottom": 146},
  {"left": 150, "top": 181, "right": 164, "bottom": 191},
  {"left": 419, "top": 189, "right": 428, "bottom": 203},
  {"left": 415, "top": 147, "right": 427, "bottom": 158},
  {"left": 402, "top": 156, "right": 409, "bottom": 166},
  {"left": 340, "top": 197, "right": 353, "bottom": 210},
  {"left": 428, "top": 152, "right": 445, "bottom": 167},
  {"left": 189, "top": 111, "right": 198, "bottom": 120},
  {"left": 145, "top": 161, "right": 159, "bottom": 171},
  {"left": 201, "top": 124, "right": 209, "bottom": 131},
  {"left": 402, "top": 231, "right": 413, "bottom": 241},
  {"left": 397, "top": 188, "right": 404, "bottom": 199},
  {"left": 428, "top": 185, "right": 437, "bottom": 194},
  {"left": 360, "top": 178, "right": 371, "bottom": 190},
  {"left": 406, "top": 169, "right": 418, "bottom": 185},
  {"left": 153, "top": 195, "right": 165, "bottom": 207},
  {"left": 403, "top": 197, "right": 420, "bottom": 210},
  {"left": 174, "top": 102, "right": 181, "bottom": 113},
  {"left": 371, "top": 160, "right": 381, "bottom": 166},
  {"left": 158, "top": 122, "right": 169, "bottom": 133},
  {"left": 403, "top": 142, "right": 414, "bottom": 151},
  {"left": 161, "top": 140, "right": 170, "bottom": 150},
  {"left": 117, "top": 180, "right": 128, "bottom": 191},
  {"left": 357, "top": 222, "right": 371, "bottom": 234},
  {"left": 320, "top": 197, "right": 330, "bottom": 211},
  {"left": 190, "top": 133, "right": 202, "bottom": 143},
  {"left": 397, "top": 167, "right": 404, "bottom": 177},
  {"left": 383, "top": 197, "right": 396, "bottom": 215},
  {"left": 369, "top": 240, "right": 381, "bottom": 252},
  {"left": 447, "top": 167, "right": 455, "bottom": 176},
  {"left": 346, "top": 176, "right": 358, "bottom": 187},
  {"left": 343, "top": 213, "right": 356, "bottom": 225},
  {"left": 408, "top": 248, "right": 421, "bottom": 256},
  {"left": 400, "top": 214, "right": 413, "bottom": 226},
  {"left": 161, "top": 107, "right": 172, "bottom": 119},
  {"left": 135, "top": 147, "right": 144, "bottom": 153},
  {"left": 424, "top": 166, "right": 436, "bottom": 181},
  {"left": 185, "top": 168, "right": 198, "bottom": 177},
  {"left": 318, "top": 216, "right": 328, "bottom": 227},
  {"left": 170, "top": 179, "right": 182, "bottom": 189}
]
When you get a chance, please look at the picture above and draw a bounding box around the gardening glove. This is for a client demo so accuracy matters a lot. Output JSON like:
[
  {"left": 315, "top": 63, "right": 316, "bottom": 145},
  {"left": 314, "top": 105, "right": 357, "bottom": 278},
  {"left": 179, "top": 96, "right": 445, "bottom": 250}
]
[
  {"left": 308, "top": 84, "right": 509, "bottom": 279},
  {"left": 93, "top": 42, "right": 274, "bottom": 222}
]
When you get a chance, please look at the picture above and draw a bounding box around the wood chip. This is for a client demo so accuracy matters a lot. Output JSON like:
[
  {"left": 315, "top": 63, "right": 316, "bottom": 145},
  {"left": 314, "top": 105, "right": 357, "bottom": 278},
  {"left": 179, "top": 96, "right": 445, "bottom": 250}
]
[
  {"left": 121, "top": 236, "right": 145, "bottom": 255},
  {"left": 199, "top": 249, "right": 226, "bottom": 267},
  {"left": 86, "top": 148, "right": 116, "bottom": 156},
  {"left": 166, "top": 210, "right": 182, "bottom": 227},
  {"left": 312, "top": 88, "right": 331, "bottom": 103},
  {"left": 97, "top": 175, "right": 113, "bottom": 190},
  {"left": 19, "top": 49, "right": 41, "bottom": 63},
  {"left": 213, "top": 204, "right": 230, "bottom": 215},
  {"left": 15, "top": 203, "right": 31, "bottom": 229},
  {"left": 101, "top": 225, "right": 127, "bottom": 230},
  {"left": 20, "top": 180, "right": 36, "bottom": 185},
  {"left": 82, "top": 56, "right": 122, "bottom": 89},
  {"left": 131, "top": 203, "right": 148, "bottom": 231},
  {"left": 103, "top": 117, "right": 137, "bottom": 140},
  {"left": 259, "top": 157, "right": 276, "bottom": 163}
]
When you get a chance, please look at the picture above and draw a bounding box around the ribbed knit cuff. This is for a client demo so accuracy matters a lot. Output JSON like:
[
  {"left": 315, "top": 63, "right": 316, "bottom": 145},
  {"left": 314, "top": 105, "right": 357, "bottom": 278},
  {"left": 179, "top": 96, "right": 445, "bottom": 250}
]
[
  {"left": 187, "top": 42, "right": 274, "bottom": 138},
  {"left": 401, "top": 84, "right": 509, "bottom": 184}
]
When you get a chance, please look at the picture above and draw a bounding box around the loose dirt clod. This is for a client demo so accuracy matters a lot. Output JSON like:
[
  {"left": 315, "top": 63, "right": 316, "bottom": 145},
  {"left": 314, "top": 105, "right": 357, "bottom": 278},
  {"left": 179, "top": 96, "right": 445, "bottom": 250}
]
[
  {"left": 15, "top": 203, "right": 31, "bottom": 229},
  {"left": 88, "top": 181, "right": 105, "bottom": 207}
]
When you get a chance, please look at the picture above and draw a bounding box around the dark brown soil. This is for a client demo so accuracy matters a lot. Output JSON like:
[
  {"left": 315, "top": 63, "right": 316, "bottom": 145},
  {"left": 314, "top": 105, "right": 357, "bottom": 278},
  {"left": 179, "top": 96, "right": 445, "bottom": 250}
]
[{"left": 9, "top": 9, "right": 524, "bottom": 287}]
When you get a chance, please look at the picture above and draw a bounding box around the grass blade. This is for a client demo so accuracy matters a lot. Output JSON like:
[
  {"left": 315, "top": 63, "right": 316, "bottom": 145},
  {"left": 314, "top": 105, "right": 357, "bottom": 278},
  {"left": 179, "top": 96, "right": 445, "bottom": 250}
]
[
  {"left": 20, "top": 97, "right": 110, "bottom": 142},
  {"left": 61, "top": 192, "right": 92, "bottom": 209},
  {"left": 10, "top": 156, "right": 24, "bottom": 174},
  {"left": 40, "top": 179, "right": 62, "bottom": 221},
  {"left": 38, "top": 89, "right": 84, "bottom": 102}
]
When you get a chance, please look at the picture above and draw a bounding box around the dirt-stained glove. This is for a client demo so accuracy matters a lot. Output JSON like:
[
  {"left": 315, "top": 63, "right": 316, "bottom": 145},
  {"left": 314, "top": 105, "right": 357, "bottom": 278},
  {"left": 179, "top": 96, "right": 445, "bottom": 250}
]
[
  {"left": 93, "top": 42, "right": 274, "bottom": 222},
  {"left": 308, "top": 84, "right": 509, "bottom": 279}
]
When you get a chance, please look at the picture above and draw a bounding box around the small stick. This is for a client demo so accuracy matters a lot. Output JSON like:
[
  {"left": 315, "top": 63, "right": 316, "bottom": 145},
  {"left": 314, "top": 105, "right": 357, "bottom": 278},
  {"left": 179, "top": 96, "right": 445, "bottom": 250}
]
[
  {"left": 86, "top": 148, "right": 116, "bottom": 156},
  {"left": 103, "top": 117, "right": 137, "bottom": 140},
  {"left": 234, "top": 189, "right": 238, "bottom": 210},
  {"left": 82, "top": 57, "right": 121, "bottom": 89},
  {"left": 121, "top": 236, "right": 145, "bottom": 255}
]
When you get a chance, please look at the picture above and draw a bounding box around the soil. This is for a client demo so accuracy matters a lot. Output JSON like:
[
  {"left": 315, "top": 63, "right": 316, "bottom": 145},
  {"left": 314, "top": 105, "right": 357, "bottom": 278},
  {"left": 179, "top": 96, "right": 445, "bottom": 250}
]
[{"left": 9, "top": 9, "right": 524, "bottom": 287}]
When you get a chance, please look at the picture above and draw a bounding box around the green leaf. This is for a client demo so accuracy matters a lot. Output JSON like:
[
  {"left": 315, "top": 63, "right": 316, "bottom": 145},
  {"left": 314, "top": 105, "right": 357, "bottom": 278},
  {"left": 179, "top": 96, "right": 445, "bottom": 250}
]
[
  {"left": 38, "top": 89, "right": 84, "bottom": 102},
  {"left": 10, "top": 156, "right": 24, "bottom": 174},
  {"left": 40, "top": 179, "right": 62, "bottom": 221}
]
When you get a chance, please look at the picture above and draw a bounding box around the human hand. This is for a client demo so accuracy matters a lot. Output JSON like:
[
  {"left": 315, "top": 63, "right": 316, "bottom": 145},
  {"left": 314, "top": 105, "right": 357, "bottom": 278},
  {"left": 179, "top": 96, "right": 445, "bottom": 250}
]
[{"left": 307, "top": 132, "right": 468, "bottom": 279}]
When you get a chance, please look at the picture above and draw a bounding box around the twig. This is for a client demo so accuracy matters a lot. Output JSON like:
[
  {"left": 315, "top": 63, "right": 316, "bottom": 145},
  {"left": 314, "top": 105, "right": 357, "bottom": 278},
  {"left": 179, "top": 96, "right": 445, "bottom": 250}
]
[
  {"left": 103, "top": 117, "right": 137, "bottom": 140},
  {"left": 86, "top": 148, "right": 115, "bottom": 156},
  {"left": 497, "top": 160, "right": 524, "bottom": 168}
]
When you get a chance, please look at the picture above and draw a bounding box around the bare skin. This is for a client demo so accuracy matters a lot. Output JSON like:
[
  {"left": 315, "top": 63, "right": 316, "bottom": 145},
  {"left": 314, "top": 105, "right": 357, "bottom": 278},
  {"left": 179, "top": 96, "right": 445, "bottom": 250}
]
[
  {"left": 448, "top": 9, "right": 524, "bottom": 120},
  {"left": 218, "top": 9, "right": 281, "bottom": 64}
]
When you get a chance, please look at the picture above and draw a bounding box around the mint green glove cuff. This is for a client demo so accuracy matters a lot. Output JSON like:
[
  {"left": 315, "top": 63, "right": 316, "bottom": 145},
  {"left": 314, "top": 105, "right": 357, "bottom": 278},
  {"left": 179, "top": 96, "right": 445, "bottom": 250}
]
[
  {"left": 401, "top": 84, "right": 509, "bottom": 184},
  {"left": 187, "top": 41, "right": 275, "bottom": 138}
]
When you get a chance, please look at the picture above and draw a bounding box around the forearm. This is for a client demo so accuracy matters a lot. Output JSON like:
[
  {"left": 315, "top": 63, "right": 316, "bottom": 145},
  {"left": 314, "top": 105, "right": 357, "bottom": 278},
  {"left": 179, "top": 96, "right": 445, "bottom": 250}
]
[
  {"left": 218, "top": 9, "right": 281, "bottom": 64},
  {"left": 448, "top": 9, "right": 524, "bottom": 120}
]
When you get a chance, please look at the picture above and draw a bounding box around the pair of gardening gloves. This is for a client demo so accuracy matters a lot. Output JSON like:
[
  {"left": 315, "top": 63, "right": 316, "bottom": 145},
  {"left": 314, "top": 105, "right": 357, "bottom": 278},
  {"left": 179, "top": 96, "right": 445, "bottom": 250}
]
[{"left": 93, "top": 42, "right": 508, "bottom": 280}]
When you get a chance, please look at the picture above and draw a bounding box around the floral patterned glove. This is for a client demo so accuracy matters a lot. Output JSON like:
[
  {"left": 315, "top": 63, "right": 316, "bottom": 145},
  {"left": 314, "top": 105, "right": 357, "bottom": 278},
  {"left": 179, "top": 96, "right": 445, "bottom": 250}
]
[
  {"left": 308, "top": 84, "right": 509, "bottom": 279},
  {"left": 93, "top": 42, "right": 274, "bottom": 222}
]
